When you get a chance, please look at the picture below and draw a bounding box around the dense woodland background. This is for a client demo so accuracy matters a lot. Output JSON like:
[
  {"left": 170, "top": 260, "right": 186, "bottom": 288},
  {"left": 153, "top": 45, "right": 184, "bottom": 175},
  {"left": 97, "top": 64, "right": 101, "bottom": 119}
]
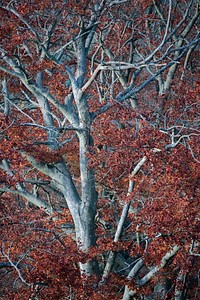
[{"left": 0, "top": 0, "right": 199, "bottom": 299}]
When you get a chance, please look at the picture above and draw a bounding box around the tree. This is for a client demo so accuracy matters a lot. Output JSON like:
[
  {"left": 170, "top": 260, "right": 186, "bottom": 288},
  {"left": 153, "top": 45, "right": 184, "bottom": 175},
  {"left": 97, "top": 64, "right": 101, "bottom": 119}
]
[{"left": 0, "top": 0, "right": 199, "bottom": 299}]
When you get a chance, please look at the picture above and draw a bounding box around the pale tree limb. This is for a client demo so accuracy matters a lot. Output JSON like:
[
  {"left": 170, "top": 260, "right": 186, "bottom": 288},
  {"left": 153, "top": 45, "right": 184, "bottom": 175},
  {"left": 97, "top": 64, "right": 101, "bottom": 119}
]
[
  {"left": 0, "top": 3, "right": 38, "bottom": 38},
  {"left": 81, "top": 64, "right": 103, "bottom": 92},
  {"left": 0, "top": 159, "right": 53, "bottom": 213},
  {"left": 100, "top": 202, "right": 130, "bottom": 283},
  {"left": 4, "top": 96, "right": 36, "bottom": 124},
  {"left": 0, "top": 63, "right": 22, "bottom": 77},
  {"left": 0, "top": 50, "right": 79, "bottom": 127},
  {"left": 139, "top": 245, "right": 180, "bottom": 286},
  {"left": 142, "top": 0, "right": 172, "bottom": 65},
  {"left": 182, "top": 43, "right": 197, "bottom": 78},
  {"left": 1, "top": 243, "right": 32, "bottom": 287},
  {"left": 21, "top": 153, "right": 90, "bottom": 251},
  {"left": 20, "top": 88, "right": 78, "bottom": 130},
  {"left": 0, "top": 2, "right": 58, "bottom": 62},
  {"left": 189, "top": 240, "right": 200, "bottom": 256},
  {"left": 117, "top": 37, "right": 200, "bottom": 101},
  {"left": 91, "top": 36, "right": 199, "bottom": 119},
  {"left": 153, "top": 0, "right": 165, "bottom": 22},
  {"left": 163, "top": 4, "right": 200, "bottom": 91},
  {"left": 122, "top": 259, "right": 144, "bottom": 300},
  {"left": 122, "top": 245, "right": 180, "bottom": 300},
  {"left": 1, "top": 77, "right": 10, "bottom": 116},
  {"left": 84, "top": 2, "right": 199, "bottom": 100},
  {"left": 174, "top": 270, "right": 187, "bottom": 300},
  {"left": 21, "top": 122, "right": 83, "bottom": 132},
  {"left": 100, "top": 156, "right": 147, "bottom": 283},
  {"left": 0, "top": 187, "right": 52, "bottom": 214},
  {"left": 108, "top": 0, "right": 129, "bottom": 7},
  {"left": 165, "top": 133, "right": 200, "bottom": 151},
  {"left": 104, "top": 49, "right": 127, "bottom": 88},
  {"left": 24, "top": 81, "right": 79, "bottom": 128},
  {"left": 22, "top": 154, "right": 81, "bottom": 204}
]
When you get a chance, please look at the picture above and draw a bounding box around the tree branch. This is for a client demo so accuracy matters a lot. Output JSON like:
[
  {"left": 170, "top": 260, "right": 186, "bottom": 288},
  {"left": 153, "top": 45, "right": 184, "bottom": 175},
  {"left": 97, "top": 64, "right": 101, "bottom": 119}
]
[
  {"left": 138, "top": 245, "right": 180, "bottom": 286},
  {"left": 1, "top": 244, "right": 32, "bottom": 287},
  {"left": 101, "top": 156, "right": 147, "bottom": 282}
]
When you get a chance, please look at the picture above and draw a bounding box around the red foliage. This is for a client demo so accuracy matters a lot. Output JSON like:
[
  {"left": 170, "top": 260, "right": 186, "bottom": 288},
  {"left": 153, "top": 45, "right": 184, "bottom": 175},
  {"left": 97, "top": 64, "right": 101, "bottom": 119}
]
[{"left": 0, "top": 0, "right": 199, "bottom": 299}]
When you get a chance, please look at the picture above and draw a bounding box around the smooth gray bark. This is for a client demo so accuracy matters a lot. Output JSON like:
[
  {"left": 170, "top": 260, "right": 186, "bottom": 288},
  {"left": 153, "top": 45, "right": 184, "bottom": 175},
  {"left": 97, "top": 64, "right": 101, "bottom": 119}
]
[{"left": 0, "top": 0, "right": 199, "bottom": 293}]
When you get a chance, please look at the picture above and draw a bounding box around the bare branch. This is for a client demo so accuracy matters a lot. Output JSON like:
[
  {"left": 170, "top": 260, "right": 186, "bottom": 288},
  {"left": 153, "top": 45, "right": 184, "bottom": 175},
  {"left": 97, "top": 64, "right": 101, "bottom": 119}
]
[
  {"left": 138, "top": 245, "right": 180, "bottom": 286},
  {"left": 165, "top": 133, "right": 200, "bottom": 151},
  {"left": 101, "top": 156, "right": 147, "bottom": 282},
  {"left": 141, "top": 0, "right": 172, "bottom": 64},
  {"left": 121, "top": 259, "right": 144, "bottom": 300},
  {"left": 1, "top": 244, "right": 32, "bottom": 287}
]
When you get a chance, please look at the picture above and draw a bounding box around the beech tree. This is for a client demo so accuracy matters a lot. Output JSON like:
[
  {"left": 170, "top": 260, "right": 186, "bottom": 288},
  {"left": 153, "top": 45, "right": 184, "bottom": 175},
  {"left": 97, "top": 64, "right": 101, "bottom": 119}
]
[{"left": 0, "top": 0, "right": 199, "bottom": 299}]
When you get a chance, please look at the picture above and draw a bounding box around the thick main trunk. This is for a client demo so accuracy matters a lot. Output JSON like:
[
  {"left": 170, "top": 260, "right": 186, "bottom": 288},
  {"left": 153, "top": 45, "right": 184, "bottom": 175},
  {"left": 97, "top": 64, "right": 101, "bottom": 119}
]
[
  {"left": 45, "top": 155, "right": 98, "bottom": 275},
  {"left": 24, "top": 151, "right": 98, "bottom": 275},
  {"left": 76, "top": 132, "right": 99, "bottom": 275}
]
